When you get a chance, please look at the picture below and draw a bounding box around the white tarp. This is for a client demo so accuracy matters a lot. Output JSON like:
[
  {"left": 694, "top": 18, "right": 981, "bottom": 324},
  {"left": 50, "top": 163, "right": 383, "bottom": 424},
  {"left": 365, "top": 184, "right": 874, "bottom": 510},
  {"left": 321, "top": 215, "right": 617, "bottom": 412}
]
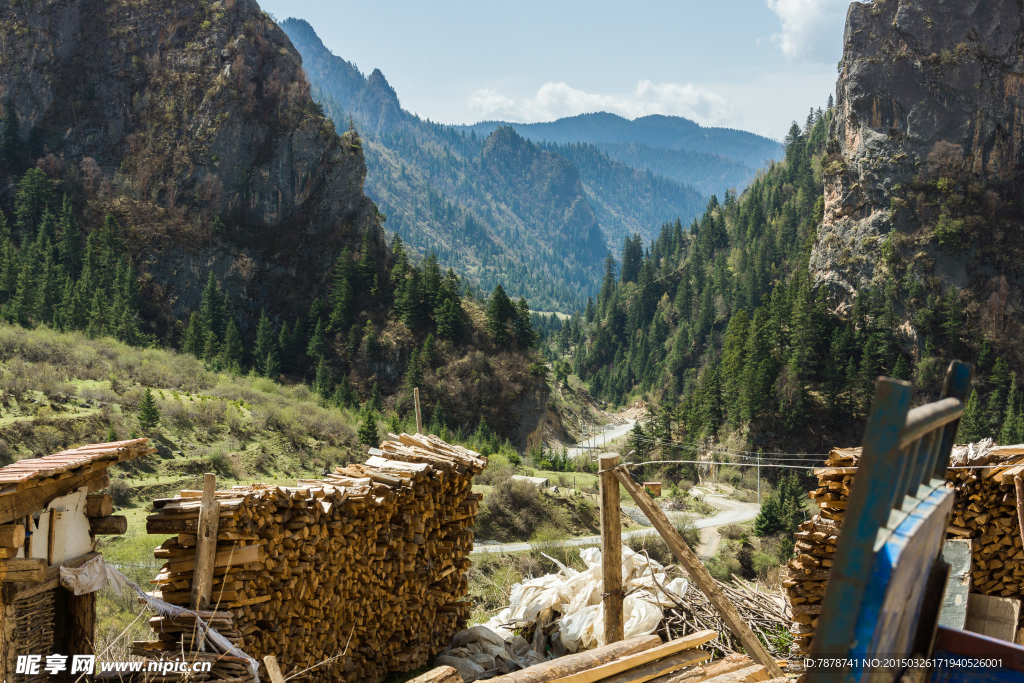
[{"left": 484, "top": 546, "right": 688, "bottom": 653}]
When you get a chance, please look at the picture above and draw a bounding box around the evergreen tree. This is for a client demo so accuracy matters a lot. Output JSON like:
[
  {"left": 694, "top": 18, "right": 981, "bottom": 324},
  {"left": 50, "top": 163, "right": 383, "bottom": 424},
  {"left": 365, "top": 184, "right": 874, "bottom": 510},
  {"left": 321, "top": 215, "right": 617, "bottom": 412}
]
[
  {"left": 14, "top": 168, "right": 54, "bottom": 237},
  {"left": 753, "top": 495, "right": 783, "bottom": 536},
  {"left": 253, "top": 310, "right": 277, "bottom": 376},
  {"left": 422, "top": 333, "right": 436, "bottom": 368},
  {"left": 183, "top": 312, "right": 206, "bottom": 357},
  {"left": 315, "top": 357, "right": 332, "bottom": 396},
  {"left": 959, "top": 389, "right": 988, "bottom": 442},
  {"left": 512, "top": 297, "right": 537, "bottom": 348},
  {"left": 486, "top": 284, "right": 515, "bottom": 349},
  {"left": 306, "top": 318, "right": 327, "bottom": 359},
  {"left": 435, "top": 298, "right": 463, "bottom": 342},
  {"left": 199, "top": 273, "right": 226, "bottom": 343},
  {"left": 138, "top": 388, "right": 161, "bottom": 431},
  {"left": 358, "top": 410, "right": 379, "bottom": 447},
  {"left": 369, "top": 382, "right": 384, "bottom": 412},
  {"left": 221, "top": 318, "right": 244, "bottom": 369},
  {"left": 1000, "top": 376, "right": 1024, "bottom": 445},
  {"left": 405, "top": 348, "right": 424, "bottom": 389}
]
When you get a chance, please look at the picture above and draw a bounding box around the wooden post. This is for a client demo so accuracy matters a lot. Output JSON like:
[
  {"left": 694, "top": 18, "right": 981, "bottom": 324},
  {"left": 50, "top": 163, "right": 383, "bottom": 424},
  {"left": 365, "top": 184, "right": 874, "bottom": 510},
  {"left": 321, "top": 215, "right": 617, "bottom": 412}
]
[
  {"left": 1015, "top": 476, "right": 1024, "bottom": 549},
  {"left": 190, "top": 473, "right": 220, "bottom": 610},
  {"left": 264, "top": 654, "right": 286, "bottom": 683},
  {"left": 414, "top": 388, "right": 423, "bottom": 434},
  {"left": 610, "top": 465, "right": 785, "bottom": 679},
  {"left": 599, "top": 452, "right": 624, "bottom": 645}
]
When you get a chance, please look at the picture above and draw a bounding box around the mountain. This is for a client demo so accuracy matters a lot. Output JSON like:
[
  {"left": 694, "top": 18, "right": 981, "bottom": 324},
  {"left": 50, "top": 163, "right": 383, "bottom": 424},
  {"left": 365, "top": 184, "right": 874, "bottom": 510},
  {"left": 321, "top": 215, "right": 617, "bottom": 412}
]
[
  {"left": 0, "top": 0, "right": 380, "bottom": 328},
  {"left": 551, "top": 0, "right": 1024, "bottom": 457},
  {"left": 459, "top": 111, "right": 783, "bottom": 188},
  {"left": 281, "top": 18, "right": 708, "bottom": 311},
  {"left": 0, "top": 0, "right": 563, "bottom": 447}
]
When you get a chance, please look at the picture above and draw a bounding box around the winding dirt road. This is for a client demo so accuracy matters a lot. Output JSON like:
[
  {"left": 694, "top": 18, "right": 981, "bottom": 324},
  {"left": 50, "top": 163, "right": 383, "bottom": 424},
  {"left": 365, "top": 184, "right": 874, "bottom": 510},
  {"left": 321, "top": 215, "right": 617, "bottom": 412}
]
[{"left": 472, "top": 493, "right": 760, "bottom": 556}]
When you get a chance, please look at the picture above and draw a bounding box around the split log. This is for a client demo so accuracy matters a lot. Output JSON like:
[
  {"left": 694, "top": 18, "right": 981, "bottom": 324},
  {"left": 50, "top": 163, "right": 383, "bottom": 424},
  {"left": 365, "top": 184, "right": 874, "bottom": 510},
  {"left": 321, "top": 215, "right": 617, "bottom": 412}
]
[
  {"left": 407, "top": 667, "right": 464, "bottom": 683},
  {"left": 552, "top": 631, "right": 716, "bottom": 683}
]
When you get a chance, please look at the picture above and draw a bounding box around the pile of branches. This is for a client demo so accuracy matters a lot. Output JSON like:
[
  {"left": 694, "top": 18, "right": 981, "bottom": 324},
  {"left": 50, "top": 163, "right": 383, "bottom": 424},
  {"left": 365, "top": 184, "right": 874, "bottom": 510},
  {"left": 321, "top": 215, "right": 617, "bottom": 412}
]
[{"left": 659, "top": 574, "right": 793, "bottom": 660}]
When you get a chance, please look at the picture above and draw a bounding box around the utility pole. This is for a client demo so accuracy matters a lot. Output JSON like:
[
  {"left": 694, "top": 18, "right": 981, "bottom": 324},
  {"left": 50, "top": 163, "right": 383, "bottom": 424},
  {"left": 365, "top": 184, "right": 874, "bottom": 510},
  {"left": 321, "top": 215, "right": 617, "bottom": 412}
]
[{"left": 757, "top": 452, "right": 761, "bottom": 505}]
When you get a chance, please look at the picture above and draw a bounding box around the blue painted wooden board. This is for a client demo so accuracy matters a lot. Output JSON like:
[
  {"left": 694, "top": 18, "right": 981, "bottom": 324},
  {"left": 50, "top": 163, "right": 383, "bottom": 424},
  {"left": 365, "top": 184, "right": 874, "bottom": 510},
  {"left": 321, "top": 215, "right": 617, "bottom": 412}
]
[{"left": 845, "top": 484, "right": 954, "bottom": 682}]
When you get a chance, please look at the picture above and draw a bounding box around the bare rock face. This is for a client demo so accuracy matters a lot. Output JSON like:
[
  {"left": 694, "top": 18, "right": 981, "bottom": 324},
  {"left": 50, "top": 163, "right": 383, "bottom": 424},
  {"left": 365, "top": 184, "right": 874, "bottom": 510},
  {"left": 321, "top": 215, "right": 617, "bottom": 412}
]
[
  {"left": 0, "top": 0, "right": 379, "bottom": 323},
  {"left": 810, "top": 0, "right": 1024, "bottom": 313}
]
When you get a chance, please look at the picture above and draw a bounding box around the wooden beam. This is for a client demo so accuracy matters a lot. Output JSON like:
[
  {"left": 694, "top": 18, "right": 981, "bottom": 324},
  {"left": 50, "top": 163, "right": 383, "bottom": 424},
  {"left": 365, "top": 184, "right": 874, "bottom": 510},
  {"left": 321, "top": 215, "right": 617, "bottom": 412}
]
[
  {"left": 588, "top": 649, "right": 710, "bottom": 683},
  {"left": 191, "top": 473, "right": 220, "bottom": 611},
  {"left": 406, "top": 666, "right": 463, "bottom": 683},
  {"left": 88, "top": 516, "right": 127, "bottom": 535},
  {"left": 0, "top": 558, "right": 45, "bottom": 583},
  {"left": 0, "top": 469, "right": 109, "bottom": 526},
  {"left": 600, "top": 452, "right": 624, "bottom": 645},
  {"left": 488, "top": 635, "right": 662, "bottom": 683},
  {"left": 611, "top": 467, "right": 785, "bottom": 679},
  {"left": 551, "top": 630, "right": 716, "bottom": 683},
  {"left": 263, "top": 654, "right": 286, "bottom": 683},
  {"left": 3, "top": 552, "right": 99, "bottom": 602},
  {"left": 68, "top": 591, "right": 95, "bottom": 661}
]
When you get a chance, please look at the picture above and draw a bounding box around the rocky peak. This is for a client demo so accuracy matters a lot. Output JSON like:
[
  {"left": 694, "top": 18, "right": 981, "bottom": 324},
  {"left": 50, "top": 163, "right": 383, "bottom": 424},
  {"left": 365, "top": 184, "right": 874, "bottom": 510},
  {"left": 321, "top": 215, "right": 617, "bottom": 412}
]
[
  {"left": 0, "top": 0, "right": 380, "bottom": 324},
  {"left": 810, "top": 0, "right": 1024, "bottom": 318}
]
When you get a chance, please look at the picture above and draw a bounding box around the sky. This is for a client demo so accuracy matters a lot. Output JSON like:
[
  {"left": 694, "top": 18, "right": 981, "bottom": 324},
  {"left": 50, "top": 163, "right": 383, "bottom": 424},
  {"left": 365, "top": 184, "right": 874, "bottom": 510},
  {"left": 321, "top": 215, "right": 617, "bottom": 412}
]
[{"left": 258, "top": 0, "right": 854, "bottom": 140}]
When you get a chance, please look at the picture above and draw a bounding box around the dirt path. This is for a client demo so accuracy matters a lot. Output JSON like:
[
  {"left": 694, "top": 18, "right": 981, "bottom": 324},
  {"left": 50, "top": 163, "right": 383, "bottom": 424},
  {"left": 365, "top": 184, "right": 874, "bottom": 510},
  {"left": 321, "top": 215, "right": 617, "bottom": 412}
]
[{"left": 473, "top": 493, "right": 760, "bottom": 555}]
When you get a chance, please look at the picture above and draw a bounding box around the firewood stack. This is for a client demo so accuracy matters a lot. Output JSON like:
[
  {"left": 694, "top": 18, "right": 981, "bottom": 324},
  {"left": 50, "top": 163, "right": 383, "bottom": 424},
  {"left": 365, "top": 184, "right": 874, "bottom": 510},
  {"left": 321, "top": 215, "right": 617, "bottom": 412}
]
[
  {"left": 783, "top": 447, "right": 860, "bottom": 655},
  {"left": 135, "top": 433, "right": 486, "bottom": 682},
  {"left": 945, "top": 444, "right": 1024, "bottom": 600}
]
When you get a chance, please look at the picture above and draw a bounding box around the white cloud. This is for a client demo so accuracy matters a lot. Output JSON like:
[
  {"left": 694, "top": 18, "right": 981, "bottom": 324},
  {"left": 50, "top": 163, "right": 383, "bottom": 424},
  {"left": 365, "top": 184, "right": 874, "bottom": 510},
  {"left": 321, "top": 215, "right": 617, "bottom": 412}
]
[
  {"left": 764, "top": 0, "right": 848, "bottom": 61},
  {"left": 467, "top": 80, "right": 734, "bottom": 125}
]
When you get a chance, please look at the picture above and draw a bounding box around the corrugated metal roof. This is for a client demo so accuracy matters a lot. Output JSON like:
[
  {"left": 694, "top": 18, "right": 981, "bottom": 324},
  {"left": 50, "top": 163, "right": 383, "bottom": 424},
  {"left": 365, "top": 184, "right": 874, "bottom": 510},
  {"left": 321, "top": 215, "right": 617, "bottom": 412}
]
[{"left": 0, "top": 438, "right": 154, "bottom": 484}]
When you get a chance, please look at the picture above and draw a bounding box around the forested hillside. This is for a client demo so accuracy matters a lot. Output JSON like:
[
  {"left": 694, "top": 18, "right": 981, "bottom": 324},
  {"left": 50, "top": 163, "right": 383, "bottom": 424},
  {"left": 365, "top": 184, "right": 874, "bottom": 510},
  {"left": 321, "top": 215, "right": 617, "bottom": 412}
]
[
  {"left": 594, "top": 142, "right": 758, "bottom": 196},
  {"left": 281, "top": 18, "right": 710, "bottom": 311},
  {"left": 540, "top": 104, "right": 1024, "bottom": 453}
]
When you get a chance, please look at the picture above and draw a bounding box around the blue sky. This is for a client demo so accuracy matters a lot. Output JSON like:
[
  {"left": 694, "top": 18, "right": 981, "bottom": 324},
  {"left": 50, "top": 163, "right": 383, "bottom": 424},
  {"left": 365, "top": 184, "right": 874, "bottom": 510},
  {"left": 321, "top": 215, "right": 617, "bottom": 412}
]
[{"left": 259, "top": 0, "right": 853, "bottom": 140}]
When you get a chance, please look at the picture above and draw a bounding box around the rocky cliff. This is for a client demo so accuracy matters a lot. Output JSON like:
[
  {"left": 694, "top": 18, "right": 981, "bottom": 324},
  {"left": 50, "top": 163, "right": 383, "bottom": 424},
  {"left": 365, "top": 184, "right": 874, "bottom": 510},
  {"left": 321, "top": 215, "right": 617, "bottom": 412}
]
[
  {"left": 0, "top": 0, "right": 380, "bottom": 326},
  {"left": 810, "top": 0, "right": 1024, "bottom": 349}
]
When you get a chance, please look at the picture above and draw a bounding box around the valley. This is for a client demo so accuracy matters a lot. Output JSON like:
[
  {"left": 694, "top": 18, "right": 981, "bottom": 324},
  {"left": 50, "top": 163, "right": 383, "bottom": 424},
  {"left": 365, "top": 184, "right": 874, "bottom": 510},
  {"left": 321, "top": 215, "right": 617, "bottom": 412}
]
[{"left": 0, "top": 0, "right": 1014, "bottom": 679}]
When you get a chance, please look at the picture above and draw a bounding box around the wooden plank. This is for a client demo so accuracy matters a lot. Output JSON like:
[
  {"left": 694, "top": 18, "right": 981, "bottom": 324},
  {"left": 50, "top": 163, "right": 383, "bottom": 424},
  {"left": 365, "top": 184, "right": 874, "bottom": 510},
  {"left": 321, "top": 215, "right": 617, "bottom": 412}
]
[
  {"left": 487, "top": 635, "right": 662, "bottom": 683},
  {"left": 47, "top": 508, "right": 56, "bottom": 566},
  {"left": 939, "top": 538, "right": 972, "bottom": 629},
  {"left": 610, "top": 468, "right": 784, "bottom": 679},
  {"left": 0, "top": 558, "right": 45, "bottom": 582},
  {"left": 414, "top": 388, "right": 422, "bottom": 435},
  {"left": 3, "top": 552, "right": 99, "bottom": 601},
  {"left": 590, "top": 649, "right": 709, "bottom": 683},
  {"left": 88, "top": 516, "right": 127, "bottom": 535},
  {"left": 406, "top": 666, "right": 463, "bottom": 683},
  {"left": 165, "top": 543, "right": 259, "bottom": 573},
  {"left": 965, "top": 594, "right": 1021, "bottom": 643},
  {"left": 550, "top": 630, "right": 716, "bottom": 683},
  {"left": 599, "top": 452, "right": 624, "bottom": 645},
  {"left": 191, "top": 473, "right": 220, "bottom": 611},
  {"left": 263, "top": 654, "right": 286, "bottom": 683},
  {"left": 809, "top": 377, "right": 913, "bottom": 672}
]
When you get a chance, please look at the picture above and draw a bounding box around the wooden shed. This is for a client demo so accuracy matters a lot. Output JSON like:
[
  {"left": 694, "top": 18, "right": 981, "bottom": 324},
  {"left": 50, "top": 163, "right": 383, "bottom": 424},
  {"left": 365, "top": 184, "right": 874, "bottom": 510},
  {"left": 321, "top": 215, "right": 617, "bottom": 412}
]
[{"left": 0, "top": 439, "right": 153, "bottom": 682}]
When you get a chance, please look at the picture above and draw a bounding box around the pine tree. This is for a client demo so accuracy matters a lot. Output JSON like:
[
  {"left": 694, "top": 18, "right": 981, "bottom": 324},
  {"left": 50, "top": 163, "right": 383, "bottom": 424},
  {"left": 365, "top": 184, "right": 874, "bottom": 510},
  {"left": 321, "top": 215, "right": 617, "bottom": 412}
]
[
  {"left": 405, "top": 348, "right": 423, "bottom": 389},
  {"left": 422, "top": 334, "right": 436, "bottom": 369},
  {"left": 435, "top": 298, "right": 462, "bottom": 342},
  {"left": 959, "top": 389, "right": 988, "bottom": 442},
  {"left": 306, "top": 319, "right": 327, "bottom": 359},
  {"left": 14, "top": 168, "right": 54, "bottom": 238},
  {"left": 137, "top": 387, "right": 161, "bottom": 431},
  {"left": 486, "top": 284, "right": 515, "bottom": 349},
  {"left": 357, "top": 410, "right": 379, "bottom": 447},
  {"left": 328, "top": 250, "right": 353, "bottom": 332},
  {"left": 199, "top": 273, "right": 225, "bottom": 343},
  {"left": 106, "top": 425, "right": 119, "bottom": 442},
  {"left": 315, "top": 357, "right": 332, "bottom": 396},
  {"left": 253, "top": 310, "right": 277, "bottom": 376},
  {"left": 753, "top": 494, "right": 783, "bottom": 537},
  {"left": 264, "top": 348, "right": 280, "bottom": 379},
  {"left": 221, "top": 318, "right": 244, "bottom": 369},
  {"left": 512, "top": 297, "right": 537, "bottom": 348},
  {"left": 369, "top": 382, "right": 384, "bottom": 412},
  {"left": 183, "top": 312, "right": 206, "bottom": 357}
]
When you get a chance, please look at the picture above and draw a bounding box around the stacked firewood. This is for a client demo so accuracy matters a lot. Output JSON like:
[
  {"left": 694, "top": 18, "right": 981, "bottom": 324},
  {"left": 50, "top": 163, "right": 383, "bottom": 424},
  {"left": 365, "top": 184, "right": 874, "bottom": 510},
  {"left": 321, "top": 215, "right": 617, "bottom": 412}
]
[
  {"left": 135, "top": 433, "right": 486, "bottom": 682},
  {"left": 783, "top": 447, "right": 860, "bottom": 655},
  {"left": 945, "top": 445, "right": 1024, "bottom": 599}
]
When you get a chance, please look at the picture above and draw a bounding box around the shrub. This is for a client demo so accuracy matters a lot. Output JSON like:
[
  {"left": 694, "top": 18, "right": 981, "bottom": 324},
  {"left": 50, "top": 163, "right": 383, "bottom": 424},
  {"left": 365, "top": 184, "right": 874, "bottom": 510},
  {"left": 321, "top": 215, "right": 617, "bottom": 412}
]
[
  {"left": 720, "top": 524, "right": 746, "bottom": 541},
  {"left": 476, "top": 478, "right": 547, "bottom": 542},
  {"left": 208, "top": 450, "right": 237, "bottom": 478},
  {"left": 107, "top": 479, "right": 132, "bottom": 506}
]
